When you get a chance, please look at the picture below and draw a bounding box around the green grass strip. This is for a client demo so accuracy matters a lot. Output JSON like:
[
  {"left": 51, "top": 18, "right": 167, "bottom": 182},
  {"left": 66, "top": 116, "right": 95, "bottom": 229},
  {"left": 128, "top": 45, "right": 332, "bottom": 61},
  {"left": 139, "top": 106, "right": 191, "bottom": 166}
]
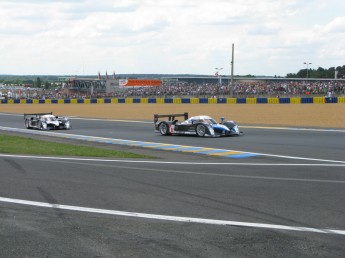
[{"left": 0, "top": 134, "right": 154, "bottom": 158}]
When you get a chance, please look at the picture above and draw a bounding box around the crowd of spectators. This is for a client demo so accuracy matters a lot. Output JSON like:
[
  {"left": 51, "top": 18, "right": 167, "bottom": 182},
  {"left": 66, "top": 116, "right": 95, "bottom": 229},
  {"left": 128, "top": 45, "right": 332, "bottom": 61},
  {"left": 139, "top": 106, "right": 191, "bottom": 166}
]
[
  {"left": 1, "top": 80, "right": 345, "bottom": 100},
  {"left": 110, "top": 80, "right": 345, "bottom": 98}
]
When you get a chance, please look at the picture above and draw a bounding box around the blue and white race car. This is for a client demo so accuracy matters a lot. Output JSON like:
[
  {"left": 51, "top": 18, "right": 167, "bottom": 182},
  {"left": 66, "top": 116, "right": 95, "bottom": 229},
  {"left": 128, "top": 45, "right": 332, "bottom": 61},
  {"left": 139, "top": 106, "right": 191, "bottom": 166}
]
[{"left": 154, "top": 112, "right": 243, "bottom": 137}]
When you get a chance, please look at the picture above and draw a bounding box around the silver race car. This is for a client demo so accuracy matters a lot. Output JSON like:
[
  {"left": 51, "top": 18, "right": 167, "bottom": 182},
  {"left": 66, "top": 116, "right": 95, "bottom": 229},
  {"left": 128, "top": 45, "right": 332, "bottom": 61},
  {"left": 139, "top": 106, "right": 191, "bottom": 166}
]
[
  {"left": 154, "top": 112, "right": 243, "bottom": 137},
  {"left": 24, "top": 112, "right": 71, "bottom": 130}
]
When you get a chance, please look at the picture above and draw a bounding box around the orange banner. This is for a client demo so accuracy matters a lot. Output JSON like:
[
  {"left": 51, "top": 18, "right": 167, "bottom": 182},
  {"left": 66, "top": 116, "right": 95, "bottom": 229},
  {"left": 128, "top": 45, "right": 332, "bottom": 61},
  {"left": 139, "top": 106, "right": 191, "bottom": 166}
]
[{"left": 119, "top": 79, "right": 161, "bottom": 88}]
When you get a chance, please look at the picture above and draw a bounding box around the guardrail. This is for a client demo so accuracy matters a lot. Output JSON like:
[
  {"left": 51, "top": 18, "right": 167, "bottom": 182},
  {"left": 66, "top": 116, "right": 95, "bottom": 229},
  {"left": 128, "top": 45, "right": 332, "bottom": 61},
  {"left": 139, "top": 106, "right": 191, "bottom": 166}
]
[{"left": 0, "top": 96, "right": 344, "bottom": 104}]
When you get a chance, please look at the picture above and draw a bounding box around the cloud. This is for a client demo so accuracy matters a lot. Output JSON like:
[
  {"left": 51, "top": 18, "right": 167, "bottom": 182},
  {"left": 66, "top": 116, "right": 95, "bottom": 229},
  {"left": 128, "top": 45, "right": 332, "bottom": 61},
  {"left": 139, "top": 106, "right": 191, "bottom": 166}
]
[
  {"left": 0, "top": 0, "right": 344, "bottom": 76},
  {"left": 323, "top": 17, "right": 345, "bottom": 33}
]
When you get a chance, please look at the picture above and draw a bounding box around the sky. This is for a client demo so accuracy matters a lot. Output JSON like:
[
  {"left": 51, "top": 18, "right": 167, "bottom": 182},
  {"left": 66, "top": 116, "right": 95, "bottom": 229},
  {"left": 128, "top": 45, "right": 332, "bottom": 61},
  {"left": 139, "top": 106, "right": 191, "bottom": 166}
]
[{"left": 1, "top": 0, "right": 344, "bottom": 77}]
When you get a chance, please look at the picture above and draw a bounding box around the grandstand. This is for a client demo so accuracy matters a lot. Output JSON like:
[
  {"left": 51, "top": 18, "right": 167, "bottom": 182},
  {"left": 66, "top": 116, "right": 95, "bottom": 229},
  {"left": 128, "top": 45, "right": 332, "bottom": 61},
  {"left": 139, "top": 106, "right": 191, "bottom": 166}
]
[
  {"left": 62, "top": 77, "right": 118, "bottom": 95},
  {"left": 58, "top": 76, "right": 345, "bottom": 98}
]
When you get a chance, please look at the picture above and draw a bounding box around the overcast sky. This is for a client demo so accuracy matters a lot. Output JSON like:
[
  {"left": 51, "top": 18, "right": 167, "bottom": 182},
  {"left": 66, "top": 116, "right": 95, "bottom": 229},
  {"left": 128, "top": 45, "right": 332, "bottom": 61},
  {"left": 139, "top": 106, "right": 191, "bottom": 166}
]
[{"left": 1, "top": 0, "right": 344, "bottom": 76}]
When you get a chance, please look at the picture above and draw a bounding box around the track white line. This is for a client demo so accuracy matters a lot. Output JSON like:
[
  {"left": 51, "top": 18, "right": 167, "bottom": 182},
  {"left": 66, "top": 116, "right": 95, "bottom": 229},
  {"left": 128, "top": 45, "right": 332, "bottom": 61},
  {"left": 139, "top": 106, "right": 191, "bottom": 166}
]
[
  {"left": 250, "top": 152, "right": 345, "bottom": 164},
  {"left": 0, "top": 197, "right": 344, "bottom": 236},
  {"left": 2, "top": 154, "right": 345, "bottom": 184},
  {"left": 71, "top": 117, "right": 149, "bottom": 123},
  {"left": 1, "top": 153, "right": 345, "bottom": 166},
  {"left": 241, "top": 125, "right": 345, "bottom": 133}
]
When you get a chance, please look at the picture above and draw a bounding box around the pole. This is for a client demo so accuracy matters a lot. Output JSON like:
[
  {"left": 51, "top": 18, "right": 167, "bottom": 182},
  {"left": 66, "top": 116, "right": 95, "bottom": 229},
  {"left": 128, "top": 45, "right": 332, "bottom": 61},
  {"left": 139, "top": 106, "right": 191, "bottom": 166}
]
[
  {"left": 304, "top": 62, "right": 311, "bottom": 84},
  {"left": 230, "top": 43, "right": 234, "bottom": 97}
]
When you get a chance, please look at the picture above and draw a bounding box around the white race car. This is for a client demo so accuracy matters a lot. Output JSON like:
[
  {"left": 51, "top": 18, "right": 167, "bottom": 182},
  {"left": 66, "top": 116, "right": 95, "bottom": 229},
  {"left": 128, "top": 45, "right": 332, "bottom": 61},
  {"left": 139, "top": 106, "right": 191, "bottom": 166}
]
[{"left": 24, "top": 112, "right": 71, "bottom": 130}]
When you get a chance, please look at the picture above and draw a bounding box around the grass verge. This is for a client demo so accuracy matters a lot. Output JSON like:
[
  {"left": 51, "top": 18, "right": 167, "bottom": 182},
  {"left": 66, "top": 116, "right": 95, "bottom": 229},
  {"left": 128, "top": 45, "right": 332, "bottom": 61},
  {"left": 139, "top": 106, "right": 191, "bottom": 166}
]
[{"left": 0, "top": 134, "right": 154, "bottom": 158}]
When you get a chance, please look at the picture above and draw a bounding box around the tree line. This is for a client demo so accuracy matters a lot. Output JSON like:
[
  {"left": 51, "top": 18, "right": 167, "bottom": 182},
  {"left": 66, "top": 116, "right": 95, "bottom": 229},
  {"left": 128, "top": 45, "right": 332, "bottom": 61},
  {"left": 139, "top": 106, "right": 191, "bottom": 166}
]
[
  {"left": 1, "top": 65, "right": 345, "bottom": 88},
  {"left": 286, "top": 65, "right": 345, "bottom": 79},
  {"left": 0, "top": 76, "right": 52, "bottom": 89}
]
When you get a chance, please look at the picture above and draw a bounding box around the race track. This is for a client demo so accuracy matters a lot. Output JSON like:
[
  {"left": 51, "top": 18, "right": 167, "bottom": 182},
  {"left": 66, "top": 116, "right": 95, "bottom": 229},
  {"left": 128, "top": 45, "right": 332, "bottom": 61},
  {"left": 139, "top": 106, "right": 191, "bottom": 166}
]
[{"left": 1, "top": 113, "right": 345, "bottom": 257}]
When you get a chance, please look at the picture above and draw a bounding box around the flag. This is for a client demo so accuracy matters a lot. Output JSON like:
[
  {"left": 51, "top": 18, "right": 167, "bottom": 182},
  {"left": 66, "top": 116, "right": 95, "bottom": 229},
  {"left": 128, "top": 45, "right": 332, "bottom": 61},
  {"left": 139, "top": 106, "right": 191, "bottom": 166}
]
[
  {"left": 215, "top": 71, "right": 219, "bottom": 76},
  {"left": 98, "top": 72, "right": 101, "bottom": 80}
]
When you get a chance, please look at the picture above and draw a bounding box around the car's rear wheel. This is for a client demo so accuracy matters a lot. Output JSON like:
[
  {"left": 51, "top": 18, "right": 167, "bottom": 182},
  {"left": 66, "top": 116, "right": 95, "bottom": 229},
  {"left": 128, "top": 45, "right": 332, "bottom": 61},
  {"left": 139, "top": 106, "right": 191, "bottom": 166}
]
[
  {"left": 159, "top": 122, "right": 170, "bottom": 136},
  {"left": 25, "top": 119, "right": 31, "bottom": 129},
  {"left": 196, "top": 124, "right": 206, "bottom": 137}
]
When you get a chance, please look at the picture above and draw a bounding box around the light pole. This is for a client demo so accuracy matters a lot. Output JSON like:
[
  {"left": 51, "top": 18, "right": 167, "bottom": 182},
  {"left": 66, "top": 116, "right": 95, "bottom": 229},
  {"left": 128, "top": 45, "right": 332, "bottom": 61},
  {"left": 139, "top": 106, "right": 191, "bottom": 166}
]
[
  {"left": 230, "top": 43, "right": 234, "bottom": 97},
  {"left": 215, "top": 67, "right": 223, "bottom": 85},
  {"left": 304, "top": 62, "right": 312, "bottom": 84}
]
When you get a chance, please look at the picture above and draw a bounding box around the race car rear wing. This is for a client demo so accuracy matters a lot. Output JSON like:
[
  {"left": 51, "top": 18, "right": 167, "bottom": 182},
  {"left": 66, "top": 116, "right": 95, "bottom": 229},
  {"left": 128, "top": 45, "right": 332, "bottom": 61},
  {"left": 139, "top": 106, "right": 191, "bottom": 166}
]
[
  {"left": 154, "top": 112, "right": 188, "bottom": 124},
  {"left": 24, "top": 112, "right": 53, "bottom": 120}
]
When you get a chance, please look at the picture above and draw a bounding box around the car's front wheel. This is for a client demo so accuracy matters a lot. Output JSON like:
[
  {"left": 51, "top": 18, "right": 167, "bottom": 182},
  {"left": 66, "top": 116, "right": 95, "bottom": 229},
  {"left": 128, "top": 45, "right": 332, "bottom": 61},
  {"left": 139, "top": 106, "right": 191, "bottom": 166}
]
[
  {"left": 196, "top": 124, "right": 206, "bottom": 137},
  {"left": 159, "top": 122, "right": 170, "bottom": 136},
  {"left": 38, "top": 121, "right": 47, "bottom": 130}
]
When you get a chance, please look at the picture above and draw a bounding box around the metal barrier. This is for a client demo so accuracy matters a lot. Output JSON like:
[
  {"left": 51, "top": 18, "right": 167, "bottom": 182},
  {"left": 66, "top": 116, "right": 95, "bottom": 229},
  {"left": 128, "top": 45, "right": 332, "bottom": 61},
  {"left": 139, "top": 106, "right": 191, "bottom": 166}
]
[
  {"left": 301, "top": 97, "right": 313, "bottom": 104},
  {"left": 257, "top": 98, "right": 268, "bottom": 104},
  {"left": 1, "top": 97, "right": 344, "bottom": 104},
  {"left": 237, "top": 98, "right": 246, "bottom": 104}
]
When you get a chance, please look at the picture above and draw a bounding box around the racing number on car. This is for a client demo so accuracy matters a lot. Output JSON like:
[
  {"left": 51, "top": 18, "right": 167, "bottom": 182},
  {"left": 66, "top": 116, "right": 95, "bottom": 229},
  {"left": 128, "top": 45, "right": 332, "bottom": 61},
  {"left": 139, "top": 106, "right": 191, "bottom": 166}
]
[{"left": 170, "top": 125, "right": 175, "bottom": 134}]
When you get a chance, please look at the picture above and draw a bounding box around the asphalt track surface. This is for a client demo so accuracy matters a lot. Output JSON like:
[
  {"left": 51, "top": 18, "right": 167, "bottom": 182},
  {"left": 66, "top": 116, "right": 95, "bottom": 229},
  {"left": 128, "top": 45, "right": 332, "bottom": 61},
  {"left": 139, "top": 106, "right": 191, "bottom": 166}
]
[{"left": 0, "top": 113, "right": 345, "bottom": 257}]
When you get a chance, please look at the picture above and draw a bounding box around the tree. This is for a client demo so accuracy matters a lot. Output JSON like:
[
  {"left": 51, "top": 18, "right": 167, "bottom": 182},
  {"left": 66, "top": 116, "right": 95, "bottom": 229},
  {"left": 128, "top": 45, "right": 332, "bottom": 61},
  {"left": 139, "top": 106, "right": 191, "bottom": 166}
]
[
  {"left": 35, "top": 77, "right": 42, "bottom": 88},
  {"left": 296, "top": 69, "right": 307, "bottom": 78},
  {"left": 286, "top": 73, "right": 297, "bottom": 78},
  {"left": 44, "top": 81, "right": 50, "bottom": 89}
]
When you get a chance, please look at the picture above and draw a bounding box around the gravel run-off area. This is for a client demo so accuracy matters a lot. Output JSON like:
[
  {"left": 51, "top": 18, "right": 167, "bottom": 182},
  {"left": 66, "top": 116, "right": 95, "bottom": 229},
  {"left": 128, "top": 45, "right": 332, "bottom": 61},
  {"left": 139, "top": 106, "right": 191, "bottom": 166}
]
[{"left": 1, "top": 104, "right": 344, "bottom": 129}]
